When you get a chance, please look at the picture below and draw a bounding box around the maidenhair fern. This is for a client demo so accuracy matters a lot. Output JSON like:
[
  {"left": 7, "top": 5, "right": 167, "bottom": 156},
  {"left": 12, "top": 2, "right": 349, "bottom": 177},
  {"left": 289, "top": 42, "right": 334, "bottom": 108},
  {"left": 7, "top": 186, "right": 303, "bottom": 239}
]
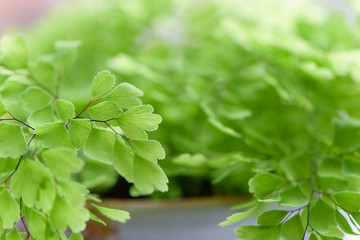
[{"left": 0, "top": 34, "right": 167, "bottom": 239}]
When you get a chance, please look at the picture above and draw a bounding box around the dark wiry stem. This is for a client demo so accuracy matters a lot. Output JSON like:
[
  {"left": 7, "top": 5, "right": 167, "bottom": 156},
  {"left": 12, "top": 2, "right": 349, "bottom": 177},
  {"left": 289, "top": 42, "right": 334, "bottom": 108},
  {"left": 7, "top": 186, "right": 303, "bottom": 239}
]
[
  {"left": 75, "top": 98, "right": 103, "bottom": 118},
  {"left": 26, "top": 134, "right": 36, "bottom": 152},
  {"left": 1, "top": 132, "right": 36, "bottom": 186},
  {"left": 89, "top": 118, "right": 136, "bottom": 151},
  {"left": 4, "top": 111, "right": 35, "bottom": 130},
  {"left": 0, "top": 155, "right": 23, "bottom": 187},
  {"left": 20, "top": 198, "right": 31, "bottom": 240}
]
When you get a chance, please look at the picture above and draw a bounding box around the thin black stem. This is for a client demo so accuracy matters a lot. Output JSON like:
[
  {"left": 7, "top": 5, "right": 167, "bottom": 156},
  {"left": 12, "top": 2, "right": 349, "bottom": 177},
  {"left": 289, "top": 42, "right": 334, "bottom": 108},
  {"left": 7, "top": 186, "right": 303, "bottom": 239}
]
[
  {"left": 0, "top": 155, "right": 24, "bottom": 186},
  {"left": 26, "top": 134, "right": 36, "bottom": 152},
  {"left": 75, "top": 98, "right": 103, "bottom": 118},
  {"left": 302, "top": 189, "right": 315, "bottom": 240},
  {"left": 20, "top": 198, "right": 31, "bottom": 240},
  {"left": 301, "top": 116, "right": 318, "bottom": 240},
  {"left": 5, "top": 112, "right": 35, "bottom": 130},
  {"left": 88, "top": 118, "right": 136, "bottom": 152}
]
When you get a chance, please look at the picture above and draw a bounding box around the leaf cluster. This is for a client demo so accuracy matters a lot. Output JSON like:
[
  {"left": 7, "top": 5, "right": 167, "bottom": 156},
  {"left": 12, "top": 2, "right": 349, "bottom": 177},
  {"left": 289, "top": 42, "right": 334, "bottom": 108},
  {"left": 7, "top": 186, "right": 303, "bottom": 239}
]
[
  {"left": 17, "top": 0, "right": 360, "bottom": 239},
  {"left": 0, "top": 34, "right": 167, "bottom": 239}
]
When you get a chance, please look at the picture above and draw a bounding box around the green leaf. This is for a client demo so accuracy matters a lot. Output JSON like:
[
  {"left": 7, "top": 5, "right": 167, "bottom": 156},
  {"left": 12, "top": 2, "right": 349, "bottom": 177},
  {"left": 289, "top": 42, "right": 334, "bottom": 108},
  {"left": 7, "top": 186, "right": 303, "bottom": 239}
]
[
  {"left": 68, "top": 119, "right": 91, "bottom": 149},
  {"left": 54, "top": 40, "right": 82, "bottom": 70},
  {"left": 343, "top": 156, "right": 360, "bottom": 178},
  {"left": 58, "top": 231, "right": 68, "bottom": 240},
  {"left": 10, "top": 160, "right": 56, "bottom": 212},
  {"left": 0, "top": 97, "right": 7, "bottom": 117},
  {"left": 333, "top": 117, "right": 360, "bottom": 151},
  {"left": 0, "top": 123, "right": 26, "bottom": 158},
  {"left": 232, "top": 200, "right": 259, "bottom": 211},
  {"left": 30, "top": 57, "right": 56, "bottom": 88},
  {"left": 6, "top": 227, "right": 22, "bottom": 240},
  {"left": 335, "top": 210, "right": 358, "bottom": 235},
  {"left": 80, "top": 159, "right": 118, "bottom": 191},
  {"left": 58, "top": 180, "right": 86, "bottom": 207},
  {"left": 0, "top": 34, "right": 28, "bottom": 69},
  {"left": 68, "top": 233, "right": 84, "bottom": 240},
  {"left": 87, "top": 101, "right": 122, "bottom": 120},
  {"left": 28, "top": 105, "right": 55, "bottom": 125},
  {"left": 113, "top": 139, "right": 134, "bottom": 182},
  {"left": 84, "top": 127, "right": 115, "bottom": 164},
  {"left": 104, "top": 82, "right": 143, "bottom": 109},
  {"left": 0, "top": 75, "right": 29, "bottom": 101},
  {"left": 49, "top": 196, "right": 90, "bottom": 233},
  {"left": 309, "top": 234, "right": 318, "bottom": 240},
  {"left": 90, "top": 212, "right": 107, "bottom": 226},
  {"left": 333, "top": 191, "right": 360, "bottom": 212},
  {"left": 279, "top": 185, "right": 308, "bottom": 207},
  {"left": 55, "top": 99, "right": 75, "bottom": 120},
  {"left": 91, "top": 70, "right": 115, "bottom": 99},
  {"left": 21, "top": 86, "right": 53, "bottom": 112},
  {"left": 248, "top": 173, "right": 284, "bottom": 199},
  {"left": 208, "top": 117, "right": 242, "bottom": 138},
  {"left": 220, "top": 204, "right": 260, "bottom": 227},
  {"left": 35, "top": 121, "right": 73, "bottom": 148},
  {"left": 132, "top": 154, "right": 168, "bottom": 195},
  {"left": 319, "top": 177, "right": 349, "bottom": 193},
  {"left": 309, "top": 198, "right": 336, "bottom": 234},
  {"left": 323, "top": 226, "right": 344, "bottom": 238},
  {"left": 318, "top": 157, "right": 344, "bottom": 179},
  {"left": 0, "top": 189, "right": 20, "bottom": 228},
  {"left": 172, "top": 153, "right": 206, "bottom": 167},
  {"left": 257, "top": 210, "right": 289, "bottom": 226},
  {"left": 131, "top": 139, "right": 165, "bottom": 163},
  {"left": 27, "top": 209, "right": 56, "bottom": 240},
  {"left": 281, "top": 214, "right": 304, "bottom": 240},
  {"left": 42, "top": 147, "right": 84, "bottom": 179},
  {"left": 92, "top": 204, "right": 130, "bottom": 223},
  {"left": 350, "top": 212, "right": 360, "bottom": 226},
  {"left": 235, "top": 225, "right": 281, "bottom": 240},
  {"left": 116, "top": 105, "right": 162, "bottom": 139}
]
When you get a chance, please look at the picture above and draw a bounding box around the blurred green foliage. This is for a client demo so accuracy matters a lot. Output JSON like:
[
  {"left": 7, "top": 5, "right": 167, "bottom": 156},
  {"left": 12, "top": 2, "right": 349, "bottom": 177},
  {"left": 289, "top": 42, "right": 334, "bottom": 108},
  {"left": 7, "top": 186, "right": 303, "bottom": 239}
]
[{"left": 21, "top": 0, "right": 360, "bottom": 199}]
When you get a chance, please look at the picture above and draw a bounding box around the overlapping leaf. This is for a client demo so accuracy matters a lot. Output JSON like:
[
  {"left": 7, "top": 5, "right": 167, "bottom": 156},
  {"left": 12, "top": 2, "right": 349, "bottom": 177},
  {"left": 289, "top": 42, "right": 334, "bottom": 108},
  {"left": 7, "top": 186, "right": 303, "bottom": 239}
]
[
  {"left": 21, "top": 86, "right": 53, "bottom": 112},
  {"left": 91, "top": 70, "right": 115, "bottom": 99},
  {"left": 68, "top": 119, "right": 91, "bottom": 149},
  {"left": 10, "top": 160, "right": 56, "bottom": 212},
  {"left": 104, "top": 82, "right": 143, "bottom": 109},
  {"left": 248, "top": 173, "right": 284, "bottom": 199},
  {"left": 55, "top": 99, "right": 75, "bottom": 120},
  {"left": 92, "top": 204, "right": 130, "bottom": 223},
  {"left": 49, "top": 196, "right": 90, "bottom": 233},
  {"left": 42, "top": 147, "right": 84, "bottom": 178},
  {"left": 0, "top": 123, "right": 26, "bottom": 158},
  {"left": 132, "top": 154, "right": 168, "bottom": 195},
  {"left": 87, "top": 101, "right": 121, "bottom": 120},
  {"left": 0, "top": 189, "right": 20, "bottom": 229},
  {"left": 113, "top": 139, "right": 134, "bottom": 182},
  {"left": 84, "top": 127, "right": 115, "bottom": 164},
  {"left": 0, "top": 34, "right": 28, "bottom": 69},
  {"left": 35, "top": 121, "right": 73, "bottom": 148},
  {"left": 116, "top": 105, "right": 162, "bottom": 139},
  {"left": 131, "top": 139, "right": 165, "bottom": 163}
]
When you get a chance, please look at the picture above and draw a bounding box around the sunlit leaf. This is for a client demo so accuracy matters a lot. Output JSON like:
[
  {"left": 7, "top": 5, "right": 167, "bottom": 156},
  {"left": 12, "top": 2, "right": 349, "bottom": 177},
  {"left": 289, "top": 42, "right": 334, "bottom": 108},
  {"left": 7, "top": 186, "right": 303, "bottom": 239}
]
[
  {"left": 91, "top": 70, "right": 115, "bottom": 99},
  {"left": 92, "top": 204, "right": 130, "bottom": 223},
  {"left": 0, "top": 123, "right": 26, "bottom": 158}
]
